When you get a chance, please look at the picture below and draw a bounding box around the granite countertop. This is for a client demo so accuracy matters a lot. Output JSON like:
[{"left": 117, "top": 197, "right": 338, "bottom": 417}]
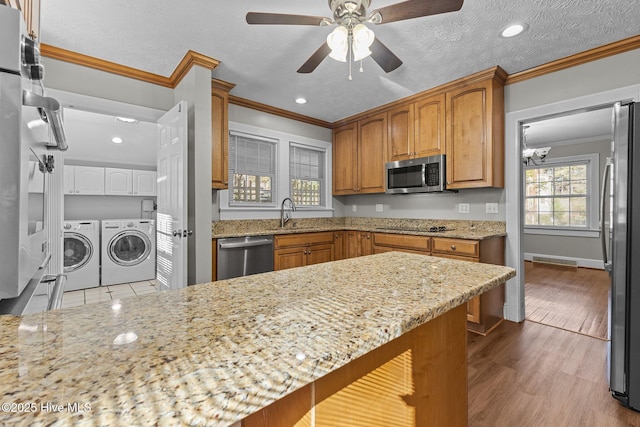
[
  {"left": 211, "top": 217, "right": 507, "bottom": 241},
  {"left": 0, "top": 252, "right": 515, "bottom": 426}
]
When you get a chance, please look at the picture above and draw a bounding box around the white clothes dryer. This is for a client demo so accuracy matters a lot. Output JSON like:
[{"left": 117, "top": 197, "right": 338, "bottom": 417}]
[
  {"left": 101, "top": 219, "right": 156, "bottom": 286},
  {"left": 63, "top": 220, "right": 100, "bottom": 291}
]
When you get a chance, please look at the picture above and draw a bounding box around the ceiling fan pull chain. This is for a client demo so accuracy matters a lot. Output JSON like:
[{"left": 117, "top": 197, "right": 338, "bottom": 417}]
[
  {"left": 359, "top": 59, "right": 364, "bottom": 73},
  {"left": 348, "top": 35, "right": 353, "bottom": 80}
]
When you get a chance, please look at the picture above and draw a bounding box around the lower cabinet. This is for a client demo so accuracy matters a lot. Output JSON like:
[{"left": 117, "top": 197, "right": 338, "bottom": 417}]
[
  {"left": 372, "top": 233, "right": 431, "bottom": 255},
  {"left": 431, "top": 236, "right": 506, "bottom": 335},
  {"left": 333, "top": 231, "right": 345, "bottom": 260},
  {"left": 274, "top": 232, "right": 335, "bottom": 270},
  {"left": 345, "top": 231, "right": 372, "bottom": 258}
]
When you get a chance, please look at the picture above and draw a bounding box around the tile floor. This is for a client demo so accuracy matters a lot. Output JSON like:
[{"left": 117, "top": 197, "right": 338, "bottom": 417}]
[{"left": 61, "top": 279, "right": 158, "bottom": 308}]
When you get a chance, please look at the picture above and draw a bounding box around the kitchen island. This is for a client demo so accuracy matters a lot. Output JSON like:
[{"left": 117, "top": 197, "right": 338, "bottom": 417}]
[{"left": 0, "top": 252, "right": 515, "bottom": 426}]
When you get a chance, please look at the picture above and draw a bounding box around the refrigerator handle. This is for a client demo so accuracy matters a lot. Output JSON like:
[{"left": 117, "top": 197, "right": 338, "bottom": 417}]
[{"left": 600, "top": 157, "right": 612, "bottom": 271}]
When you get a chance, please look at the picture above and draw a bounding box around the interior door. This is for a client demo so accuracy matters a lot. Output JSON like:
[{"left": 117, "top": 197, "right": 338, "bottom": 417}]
[{"left": 156, "top": 101, "right": 188, "bottom": 291}]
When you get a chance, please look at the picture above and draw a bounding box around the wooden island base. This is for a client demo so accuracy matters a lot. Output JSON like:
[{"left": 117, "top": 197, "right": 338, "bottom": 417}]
[{"left": 243, "top": 304, "right": 467, "bottom": 427}]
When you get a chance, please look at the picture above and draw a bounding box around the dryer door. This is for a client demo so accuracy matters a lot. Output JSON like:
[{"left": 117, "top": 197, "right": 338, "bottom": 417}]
[
  {"left": 108, "top": 231, "right": 151, "bottom": 266},
  {"left": 64, "top": 233, "right": 93, "bottom": 273}
]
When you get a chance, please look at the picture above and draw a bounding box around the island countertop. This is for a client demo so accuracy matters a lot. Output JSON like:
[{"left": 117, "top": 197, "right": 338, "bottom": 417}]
[{"left": 0, "top": 252, "right": 515, "bottom": 426}]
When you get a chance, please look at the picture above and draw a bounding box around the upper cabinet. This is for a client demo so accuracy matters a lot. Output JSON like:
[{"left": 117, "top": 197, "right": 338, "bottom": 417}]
[
  {"left": 331, "top": 67, "right": 506, "bottom": 195},
  {"left": 357, "top": 112, "right": 387, "bottom": 194},
  {"left": 211, "top": 79, "right": 234, "bottom": 190},
  {"left": 387, "top": 93, "right": 445, "bottom": 162},
  {"left": 333, "top": 112, "right": 386, "bottom": 196},
  {"left": 332, "top": 122, "right": 358, "bottom": 195},
  {"left": 387, "top": 104, "right": 414, "bottom": 162},
  {"left": 105, "top": 168, "right": 157, "bottom": 196},
  {"left": 445, "top": 71, "right": 506, "bottom": 189},
  {"left": 414, "top": 93, "right": 446, "bottom": 159},
  {"left": 64, "top": 166, "right": 104, "bottom": 195}
]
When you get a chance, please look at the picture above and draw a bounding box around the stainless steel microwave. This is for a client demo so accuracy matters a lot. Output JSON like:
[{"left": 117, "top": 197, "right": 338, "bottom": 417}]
[{"left": 385, "top": 154, "right": 448, "bottom": 194}]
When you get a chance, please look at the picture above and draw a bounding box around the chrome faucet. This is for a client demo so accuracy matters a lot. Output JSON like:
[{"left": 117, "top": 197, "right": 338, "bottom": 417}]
[{"left": 280, "top": 197, "right": 296, "bottom": 227}]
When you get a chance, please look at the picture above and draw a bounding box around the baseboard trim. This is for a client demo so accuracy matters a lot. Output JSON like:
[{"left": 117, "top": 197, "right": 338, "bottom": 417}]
[{"left": 524, "top": 252, "right": 604, "bottom": 270}]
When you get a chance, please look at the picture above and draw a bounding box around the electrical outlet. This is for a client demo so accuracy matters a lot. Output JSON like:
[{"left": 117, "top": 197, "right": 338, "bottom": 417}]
[
  {"left": 375, "top": 204, "right": 383, "bottom": 212},
  {"left": 459, "top": 203, "right": 470, "bottom": 214},
  {"left": 486, "top": 203, "right": 499, "bottom": 214},
  {"left": 352, "top": 204, "right": 357, "bottom": 212}
]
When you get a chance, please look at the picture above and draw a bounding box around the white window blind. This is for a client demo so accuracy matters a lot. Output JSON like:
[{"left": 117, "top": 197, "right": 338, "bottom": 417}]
[
  {"left": 290, "top": 145, "right": 324, "bottom": 206},
  {"left": 229, "top": 132, "right": 277, "bottom": 205}
]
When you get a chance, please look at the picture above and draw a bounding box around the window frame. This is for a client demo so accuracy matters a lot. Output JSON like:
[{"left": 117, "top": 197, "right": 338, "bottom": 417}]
[
  {"left": 220, "top": 121, "right": 333, "bottom": 219},
  {"left": 289, "top": 143, "right": 325, "bottom": 208},
  {"left": 228, "top": 131, "right": 278, "bottom": 208},
  {"left": 523, "top": 153, "right": 600, "bottom": 238}
]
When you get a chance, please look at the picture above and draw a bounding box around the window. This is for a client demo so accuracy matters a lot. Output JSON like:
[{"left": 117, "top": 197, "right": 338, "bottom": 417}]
[
  {"left": 290, "top": 145, "right": 324, "bottom": 207},
  {"left": 524, "top": 154, "right": 599, "bottom": 234},
  {"left": 229, "top": 132, "right": 277, "bottom": 205}
]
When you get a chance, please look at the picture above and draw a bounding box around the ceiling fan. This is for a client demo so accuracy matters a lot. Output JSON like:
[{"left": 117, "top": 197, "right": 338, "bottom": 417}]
[{"left": 246, "top": 0, "right": 464, "bottom": 75}]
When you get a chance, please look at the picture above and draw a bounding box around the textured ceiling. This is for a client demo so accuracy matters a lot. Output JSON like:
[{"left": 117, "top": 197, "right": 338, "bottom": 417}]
[{"left": 40, "top": 0, "right": 640, "bottom": 123}]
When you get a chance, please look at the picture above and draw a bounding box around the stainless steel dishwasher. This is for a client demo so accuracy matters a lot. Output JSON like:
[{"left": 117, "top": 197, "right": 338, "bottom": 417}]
[{"left": 217, "top": 235, "right": 274, "bottom": 280}]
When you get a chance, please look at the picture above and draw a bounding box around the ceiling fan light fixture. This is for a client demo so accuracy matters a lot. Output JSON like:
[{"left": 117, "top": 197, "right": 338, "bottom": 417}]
[
  {"left": 352, "top": 23, "right": 374, "bottom": 61},
  {"left": 327, "top": 25, "right": 349, "bottom": 62}
]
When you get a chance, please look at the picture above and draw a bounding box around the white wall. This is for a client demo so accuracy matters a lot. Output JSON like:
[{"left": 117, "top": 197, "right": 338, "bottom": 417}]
[
  {"left": 43, "top": 57, "right": 175, "bottom": 111},
  {"left": 65, "top": 196, "right": 156, "bottom": 221}
]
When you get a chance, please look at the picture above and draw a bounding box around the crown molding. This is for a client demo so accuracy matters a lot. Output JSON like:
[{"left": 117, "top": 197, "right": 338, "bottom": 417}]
[
  {"left": 505, "top": 35, "right": 640, "bottom": 85},
  {"left": 40, "top": 44, "right": 219, "bottom": 88},
  {"left": 229, "top": 95, "right": 332, "bottom": 129}
]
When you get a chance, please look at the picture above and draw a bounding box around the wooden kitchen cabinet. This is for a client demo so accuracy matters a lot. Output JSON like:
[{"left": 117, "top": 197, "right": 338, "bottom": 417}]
[
  {"left": 211, "top": 79, "right": 233, "bottom": 189},
  {"left": 432, "top": 236, "right": 506, "bottom": 335},
  {"left": 387, "top": 93, "right": 445, "bottom": 162},
  {"left": 445, "top": 69, "right": 506, "bottom": 189},
  {"left": 372, "top": 232, "right": 431, "bottom": 255},
  {"left": 345, "top": 231, "right": 372, "bottom": 258},
  {"left": 333, "top": 231, "right": 345, "bottom": 260},
  {"left": 357, "top": 113, "right": 387, "bottom": 193},
  {"left": 332, "top": 113, "right": 386, "bottom": 195},
  {"left": 274, "top": 232, "right": 335, "bottom": 270},
  {"left": 414, "top": 93, "right": 446, "bottom": 158},
  {"left": 332, "top": 122, "right": 358, "bottom": 195},
  {"left": 387, "top": 104, "right": 415, "bottom": 162}
]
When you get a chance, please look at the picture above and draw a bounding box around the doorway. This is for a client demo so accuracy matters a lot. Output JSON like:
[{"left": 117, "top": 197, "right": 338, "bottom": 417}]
[
  {"left": 50, "top": 89, "right": 168, "bottom": 303},
  {"left": 503, "top": 83, "right": 640, "bottom": 323}
]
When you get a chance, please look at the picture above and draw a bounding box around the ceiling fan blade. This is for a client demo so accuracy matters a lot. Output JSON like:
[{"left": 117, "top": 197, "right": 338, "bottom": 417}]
[
  {"left": 297, "top": 43, "right": 332, "bottom": 73},
  {"left": 369, "top": 0, "right": 464, "bottom": 24},
  {"left": 369, "top": 38, "right": 403, "bottom": 73},
  {"left": 246, "top": 12, "right": 328, "bottom": 26}
]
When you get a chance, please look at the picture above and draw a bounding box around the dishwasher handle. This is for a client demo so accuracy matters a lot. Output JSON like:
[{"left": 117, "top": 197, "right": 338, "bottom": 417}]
[{"left": 219, "top": 238, "right": 273, "bottom": 249}]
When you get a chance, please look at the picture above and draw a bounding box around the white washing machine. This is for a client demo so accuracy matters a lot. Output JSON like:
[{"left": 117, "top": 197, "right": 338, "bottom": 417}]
[
  {"left": 63, "top": 220, "right": 100, "bottom": 291},
  {"left": 101, "top": 219, "right": 156, "bottom": 286}
]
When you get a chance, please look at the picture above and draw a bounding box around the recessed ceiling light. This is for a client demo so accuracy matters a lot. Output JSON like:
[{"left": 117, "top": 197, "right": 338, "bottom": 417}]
[
  {"left": 115, "top": 116, "right": 139, "bottom": 124},
  {"left": 111, "top": 136, "right": 124, "bottom": 144},
  {"left": 500, "top": 23, "right": 527, "bottom": 38},
  {"left": 295, "top": 97, "right": 307, "bottom": 104}
]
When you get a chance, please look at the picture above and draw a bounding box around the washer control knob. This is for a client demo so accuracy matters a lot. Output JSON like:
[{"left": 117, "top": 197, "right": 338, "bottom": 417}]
[
  {"left": 127, "top": 222, "right": 134, "bottom": 228},
  {"left": 63, "top": 223, "right": 71, "bottom": 230}
]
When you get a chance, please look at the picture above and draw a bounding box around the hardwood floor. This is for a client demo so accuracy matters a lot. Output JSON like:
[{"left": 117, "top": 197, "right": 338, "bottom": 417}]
[
  {"left": 468, "top": 320, "right": 640, "bottom": 426},
  {"left": 524, "top": 261, "right": 609, "bottom": 340}
]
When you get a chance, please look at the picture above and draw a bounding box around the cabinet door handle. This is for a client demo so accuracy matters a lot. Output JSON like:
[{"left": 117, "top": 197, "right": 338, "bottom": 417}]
[{"left": 451, "top": 245, "right": 457, "bottom": 251}]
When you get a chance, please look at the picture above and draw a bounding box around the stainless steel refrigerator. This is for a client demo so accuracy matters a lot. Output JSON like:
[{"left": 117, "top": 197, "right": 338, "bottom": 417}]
[{"left": 606, "top": 101, "right": 640, "bottom": 411}]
